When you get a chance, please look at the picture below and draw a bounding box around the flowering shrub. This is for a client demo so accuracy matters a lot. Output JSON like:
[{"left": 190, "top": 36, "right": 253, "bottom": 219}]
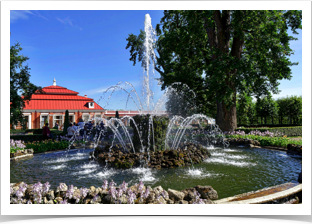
[
  {"left": 10, "top": 139, "right": 27, "bottom": 153},
  {"left": 225, "top": 131, "right": 302, "bottom": 148},
  {"left": 10, "top": 180, "right": 211, "bottom": 204},
  {"left": 224, "top": 130, "right": 282, "bottom": 137},
  {"left": 192, "top": 190, "right": 205, "bottom": 204}
]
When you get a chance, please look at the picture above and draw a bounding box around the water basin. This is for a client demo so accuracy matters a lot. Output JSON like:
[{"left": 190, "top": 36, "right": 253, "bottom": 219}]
[{"left": 10, "top": 146, "right": 301, "bottom": 199}]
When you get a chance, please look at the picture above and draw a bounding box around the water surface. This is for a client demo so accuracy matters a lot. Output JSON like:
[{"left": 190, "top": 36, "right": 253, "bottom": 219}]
[{"left": 10, "top": 146, "right": 301, "bottom": 199}]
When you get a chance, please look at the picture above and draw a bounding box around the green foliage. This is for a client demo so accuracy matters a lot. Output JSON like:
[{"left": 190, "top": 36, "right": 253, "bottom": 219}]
[
  {"left": 10, "top": 134, "right": 47, "bottom": 143},
  {"left": 236, "top": 126, "right": 302, "bottom": 137},
  {"left": 226, "top": 134, "right": 302, "bottom": 148},
  {"left": 130, "top": 115, "right": 169, "bottom": 152},
  {"left": 10, "top": 42, "right": 42, "bottom": 127},
  {"left": 276, "top": 95, "right": 302, "bottom": 124},
  {"left": 255, "top": 93, "right": 279, "bottom": 124},
  {"left": 63, "top": 110, "right": 69, "bottom": 135},
  {"left": 165, "top": 83, "right": 199, "bottom": 118},
  {"left": 126, "top": 10, "right": 302, "bottom": 131},
  {"left": 10, "top": 147, "right": 26, "bottom": 153},
  {"left": 10, "top": 129, "right": 61, "bottom": 142},
  {"left": 115, "top": 111, "right": 120, "bottom": 118},
  {"left": 237, "top": 93, "right": 256, "bottom": 125},
  {"left": 25, "top": 139, "right": 70, "bottom": 153}
]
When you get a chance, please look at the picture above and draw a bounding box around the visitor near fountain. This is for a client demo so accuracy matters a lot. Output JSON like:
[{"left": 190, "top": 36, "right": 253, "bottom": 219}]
[
  {"left": 67, "top": 123, "right": 75, "bottom": 138},
  {"left": 73, "top": 122, "right": 79, "bottom": 132},
  {"left": 42, "top": 123, "right": 51, "bottom": 140}
]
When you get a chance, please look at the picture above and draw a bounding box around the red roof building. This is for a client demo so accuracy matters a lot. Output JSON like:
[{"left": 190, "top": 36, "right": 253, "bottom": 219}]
[
  {"left": 12, "top": 79, "right": 166, "bottom": 130},
  {"left": 19, "top": 78, "right": 106, "bottom": 130}
]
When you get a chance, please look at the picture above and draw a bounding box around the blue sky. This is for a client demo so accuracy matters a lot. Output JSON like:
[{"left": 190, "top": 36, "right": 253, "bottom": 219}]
[{"left": 10, "top": 10, "right": 302, "bottom": 111}]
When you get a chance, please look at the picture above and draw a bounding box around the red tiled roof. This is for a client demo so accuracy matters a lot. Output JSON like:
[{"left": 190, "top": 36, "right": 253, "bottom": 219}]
[
  {"left": 29, "top": 95, "right": 93, "bottom": 101},
  {"left": 24, "top": 100, "right": 104, "bottom": 110},
  {"left": 23, "top": 84, "right": 104, "bottom": 111},
  {"left": 36, "top": 85, "right": 79, "bottom": 95}
]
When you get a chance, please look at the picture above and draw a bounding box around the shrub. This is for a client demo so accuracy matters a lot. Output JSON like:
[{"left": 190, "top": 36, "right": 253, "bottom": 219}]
[
  {"left": 25, "top": 139, "right": 70, "bottom": 153},
  {"left": 225, "top": 134, "right": 302, "bottom": 148},
  {"left": 236, "top": 126, "right": 302, "bottom": 137},
  {"left": 10, "top": 139, "right": 27, "bottom": 153}
]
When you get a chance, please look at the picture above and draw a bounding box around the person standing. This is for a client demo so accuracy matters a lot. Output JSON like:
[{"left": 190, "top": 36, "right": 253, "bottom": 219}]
[
  {"left": 67, "top": 123, "right": 75, "bottom": 139},
  {"left": 78, "top": 119, "right": 85, "bottom": 137},
  {"left": 42, "top": 123, "right": 51, "bottom": 140}
]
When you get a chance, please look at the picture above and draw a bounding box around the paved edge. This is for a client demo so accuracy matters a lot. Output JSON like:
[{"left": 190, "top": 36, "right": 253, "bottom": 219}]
[{"left": 215, "top": 183, "right": 302, "bottom": 204}]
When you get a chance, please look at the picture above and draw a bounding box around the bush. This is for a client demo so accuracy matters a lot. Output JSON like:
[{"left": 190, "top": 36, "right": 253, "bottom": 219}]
[
  {"left": 237, "top": 124, "right": 302, "bottom": 128},
  {"left": 236, "top": 126, "right": 302, "bottom": 137},
  {"left": 10, "top": 134, "right": 47, "bottom": 143},
  {"left": 225, "top": 134, "right": 302, "bottom": 148},
  {"left": 25, "top": 139, "right": 70, "bottom": 153},
  {"left": 10, "top": 139, "right": 27, "bottom": 153}
]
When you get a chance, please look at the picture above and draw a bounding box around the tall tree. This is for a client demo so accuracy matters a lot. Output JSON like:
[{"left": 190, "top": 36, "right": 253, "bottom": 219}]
[
  {"left": 115, "top": 111, "right": 120, "bottom": 118},
  {"left": 255, "top": 94, "right": 279, "bottom": 125},
  {"left": 63, "top": 110, "right": 69, "bottom": 135},
  {"left": 126, "top": 10, "right": 301, "bottom": 131},
  {"left": 237, "top": 93, "right": 254, "bottom": 125},
  {"left": 10, "top": 42, "right": 42, "bottom": 127}
]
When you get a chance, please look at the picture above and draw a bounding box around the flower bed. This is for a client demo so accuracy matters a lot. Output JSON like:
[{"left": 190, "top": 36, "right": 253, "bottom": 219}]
[
  {"left": 10, "top": 180, "right": 217, "bottom": 204},
  {"left": 224, "top": 131, "right": 302, "bottom": 148},
  {"left": 25, "top": 139, "right": 70, "bottom": 153}
]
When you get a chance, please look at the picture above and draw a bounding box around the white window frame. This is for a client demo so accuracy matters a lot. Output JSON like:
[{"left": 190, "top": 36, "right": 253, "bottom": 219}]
[
  {"left": 88, "top": 102, "right": 94, "bottom": 108},
  {"left": 69, "top": 113, "right": 75, "bottom": 124},
  {"left": 52, "top": 114, "right": 64, "bottom": 130},
  {"left": 22, "top": 113, "right": 32, "bottom": 129},
  {"left": 40, "top": 113, "right": 49, "bottom": 128},
  {"left": 82, "top": 113, "right": 90, "bottom": 122},
  {"left": 94, "top": 113, "right": 102, "bottom": 124}
]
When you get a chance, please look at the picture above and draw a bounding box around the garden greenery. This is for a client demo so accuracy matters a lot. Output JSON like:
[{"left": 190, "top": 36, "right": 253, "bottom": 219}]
[{"left": 224, "top": 130, "right": 302, "bottom": 148}]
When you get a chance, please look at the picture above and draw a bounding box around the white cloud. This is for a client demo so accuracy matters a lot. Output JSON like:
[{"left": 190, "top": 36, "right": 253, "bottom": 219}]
[
  {"left": 56, "top": 17, "right": 73, "bottom": 26},
  {"left": 56, "top": 17, "right": 82, "bottom": 31},
  {"left": 10, "top": 10, "right": 47, "bottom": 23}
]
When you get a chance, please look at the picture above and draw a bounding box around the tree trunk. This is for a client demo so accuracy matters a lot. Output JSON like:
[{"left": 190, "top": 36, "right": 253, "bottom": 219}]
[{"left": 216, "top": 98, "right": 237, "bottom": 132}]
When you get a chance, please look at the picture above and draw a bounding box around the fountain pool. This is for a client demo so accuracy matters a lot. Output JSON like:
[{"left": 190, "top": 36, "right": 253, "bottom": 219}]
[{"left": 10, "top": 146, "right": 301, "bottom": 199}]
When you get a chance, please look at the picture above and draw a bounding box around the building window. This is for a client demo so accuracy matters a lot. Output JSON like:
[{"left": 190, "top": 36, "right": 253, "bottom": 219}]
[
  {"left": 89, "top": 102, "right": 94, "bottom": 108},
  {"left": 53, "top": 115, "right": 63, "bottom": 130},
  {"left": 95, "top": 114, "right": 102, "bottom": 124},
  {"left": 41, "top": 115, "right": 49, "bottom": 128},
  {"left": 69, "top": 115, "right": 74, "bottom": 123},
  {"left": 83, "top": 115, "right": 90, "bottom": 122}
]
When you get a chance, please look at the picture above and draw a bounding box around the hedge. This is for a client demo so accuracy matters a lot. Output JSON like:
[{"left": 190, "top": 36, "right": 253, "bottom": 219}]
[
  {"left": 236, "top": 126, "right": 302, "bottom": 137},
  {"left": 10, "top": 130, "right": 62, "bottom": 143},
  {"left": 237, "top": 124, "right": 302, "bottom": 128}
]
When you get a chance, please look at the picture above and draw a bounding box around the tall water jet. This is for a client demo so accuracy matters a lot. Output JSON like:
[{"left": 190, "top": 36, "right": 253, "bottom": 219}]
[{"left": 143, "top": 14, "right": 157, "bottom": 113}]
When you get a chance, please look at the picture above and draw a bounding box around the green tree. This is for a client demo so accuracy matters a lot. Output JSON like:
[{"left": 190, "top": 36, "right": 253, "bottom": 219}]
[
  {"left": 276, "top": 97, "right": 289, "bottom": 124},
  {"left": 236, "top": 93, "right": 254, "bottom": 125},
  {"left": 165, "top": 83, "right": 198, "bottom": 118},
  {"left": 115, "top": 111, "right": 120, "bottom": 119},
  {"left": 63, "top": 110, "right": 69, "bottom": 135},
  {"left": 277, "top": 95, "right": 302, "bottom": 124},
  {"left": 288, "top": 95, "right": 302, "bottom": 124},
  {"left": 126, "top": 10, "right": 301, "bottom": 131},
  {"left": 10, "top": 42, "right": 42, "bottom": 127},
  {"left": 255, "top": 94, "right": 279, "bottom": 125}
]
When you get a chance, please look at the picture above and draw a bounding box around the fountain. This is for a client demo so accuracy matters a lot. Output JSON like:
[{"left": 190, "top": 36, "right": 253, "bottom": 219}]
[{"left": 9, "top": 14, "right": 302, "bottom": 204}]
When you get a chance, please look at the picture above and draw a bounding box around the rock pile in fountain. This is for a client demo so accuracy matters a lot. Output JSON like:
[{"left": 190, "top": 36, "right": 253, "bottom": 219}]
[{"left": 92, "top": 142, "right": 211, "bottom": 169}]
